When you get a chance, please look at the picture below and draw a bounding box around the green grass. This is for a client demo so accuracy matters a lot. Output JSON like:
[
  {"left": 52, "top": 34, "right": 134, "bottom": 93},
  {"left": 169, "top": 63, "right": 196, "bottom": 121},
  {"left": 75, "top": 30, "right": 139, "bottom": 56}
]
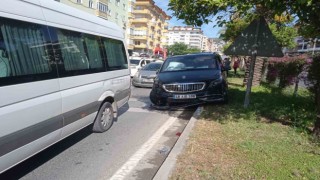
[
  {"left": 222, "top": 120, "right": 320, "bottom": 179},
  {"left": 204, "top": 75, "right": 316, "bottom": 132},
  {"left": 170, "top": 76, "right": 320, "bottom": 180}
]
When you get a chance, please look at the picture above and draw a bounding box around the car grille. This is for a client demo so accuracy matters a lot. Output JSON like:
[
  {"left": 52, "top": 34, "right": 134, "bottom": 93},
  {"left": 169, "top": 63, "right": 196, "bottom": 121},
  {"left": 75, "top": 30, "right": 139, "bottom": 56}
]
[
  {"left": 162, "top": 82, "right": 205, "bottom": 93},
  {"left": 141, "top": 75, "right": 151, "bottom": 79}
]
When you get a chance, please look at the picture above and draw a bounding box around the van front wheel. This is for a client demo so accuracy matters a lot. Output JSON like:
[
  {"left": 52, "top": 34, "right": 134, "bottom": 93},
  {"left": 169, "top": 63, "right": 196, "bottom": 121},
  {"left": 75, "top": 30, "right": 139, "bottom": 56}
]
[{"left": 93, "top": 102, "right": 114, "bottom": 133}]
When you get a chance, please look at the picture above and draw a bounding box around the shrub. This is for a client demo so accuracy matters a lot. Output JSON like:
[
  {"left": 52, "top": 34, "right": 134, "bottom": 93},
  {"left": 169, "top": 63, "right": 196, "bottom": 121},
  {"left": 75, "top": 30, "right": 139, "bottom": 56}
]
[
  {"left": 307, "top": 54, "right": 320, "bottom": 136},
  {"left": 267, "top": 54, "right": 308, "bottom": 88}
]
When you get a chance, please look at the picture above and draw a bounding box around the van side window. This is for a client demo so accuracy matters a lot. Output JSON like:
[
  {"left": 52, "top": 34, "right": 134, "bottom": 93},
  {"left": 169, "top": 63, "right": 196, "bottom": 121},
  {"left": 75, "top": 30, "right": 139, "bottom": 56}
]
[
  {"left": 83, "top": 35, "right": 104, "bottom": 69},
  {"left": 102, "top": 38, "right": 128, "bottom": 70},
  {"left": 0, "top": 17, "right": 51, "bottom": 78},
  {"left": 56, "top": 29, "right": 89, "bottom": 71}
]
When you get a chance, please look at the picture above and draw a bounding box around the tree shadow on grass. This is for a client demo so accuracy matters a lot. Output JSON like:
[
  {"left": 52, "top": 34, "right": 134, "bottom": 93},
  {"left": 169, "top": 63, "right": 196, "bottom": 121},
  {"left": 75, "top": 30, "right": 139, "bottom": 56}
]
[{"left": 202, "top": 82, "right": 316, "bottom": 133}]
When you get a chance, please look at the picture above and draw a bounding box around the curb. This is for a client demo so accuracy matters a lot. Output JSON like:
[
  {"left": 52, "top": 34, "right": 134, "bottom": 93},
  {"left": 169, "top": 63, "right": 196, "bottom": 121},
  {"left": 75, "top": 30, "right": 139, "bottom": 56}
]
[{"left": 153, "top": 106, "right": 203, "bottom": 180}]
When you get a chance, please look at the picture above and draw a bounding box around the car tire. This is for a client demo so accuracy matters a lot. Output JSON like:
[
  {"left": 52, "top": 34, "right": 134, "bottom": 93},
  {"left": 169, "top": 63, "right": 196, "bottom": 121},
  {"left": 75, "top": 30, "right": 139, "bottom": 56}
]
[
  {"left": 150, "top": 90, "right": 166, "bottom": 106},
  {"left": 93, "top": 102, "right": 114, "bottom": 133}
]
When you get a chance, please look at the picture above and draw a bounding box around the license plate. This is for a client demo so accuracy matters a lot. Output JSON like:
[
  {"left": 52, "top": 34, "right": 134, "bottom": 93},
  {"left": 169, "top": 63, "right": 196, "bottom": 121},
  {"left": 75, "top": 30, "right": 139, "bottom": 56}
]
[{"left": 173, "top": 94, "right": 196, "bottom": 99}]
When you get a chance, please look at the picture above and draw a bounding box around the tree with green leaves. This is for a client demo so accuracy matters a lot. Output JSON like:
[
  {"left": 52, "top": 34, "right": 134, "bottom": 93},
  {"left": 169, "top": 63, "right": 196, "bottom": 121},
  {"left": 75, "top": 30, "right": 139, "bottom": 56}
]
[
  {"left": 167, "top": 42, "right": 201, "bottom": 56},
  {"left": 168, "top": 0, "right": 320, "bottom": 37}
]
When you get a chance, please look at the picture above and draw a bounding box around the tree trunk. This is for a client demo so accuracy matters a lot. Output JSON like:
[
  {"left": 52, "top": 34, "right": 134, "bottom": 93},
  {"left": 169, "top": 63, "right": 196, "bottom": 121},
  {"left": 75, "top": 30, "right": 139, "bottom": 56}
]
[{"left": 313, "top": 86, "right": 320, "bottom": 138}]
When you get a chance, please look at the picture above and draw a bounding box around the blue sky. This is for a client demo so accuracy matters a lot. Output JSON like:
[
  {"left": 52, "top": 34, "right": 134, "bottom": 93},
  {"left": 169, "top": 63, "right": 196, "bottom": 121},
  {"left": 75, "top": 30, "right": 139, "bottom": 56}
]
[{"left": 154, "top": 0, "right": 221, "bottom": 38}]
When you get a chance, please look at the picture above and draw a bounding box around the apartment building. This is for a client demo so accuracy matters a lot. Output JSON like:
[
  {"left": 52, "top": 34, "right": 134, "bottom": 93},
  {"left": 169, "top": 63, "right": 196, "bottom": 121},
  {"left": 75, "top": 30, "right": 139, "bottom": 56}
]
[
  {"left": 202, "top": 36, "right": 208, "bottom": 52},
  {"left": 128, "top": 0, "right": 170, "bottom": 55},
  {"left": 168, "top": 26, "right": 209, "bottom": 51},
  {"left": 207, "top": 38, "right": 225, "bottom": 54},
  {"left": 56, "top": 0, "right": 129, "bottom": 31},
  {"left": 126, "top": 0, "right": 135, "bottom": 51}
]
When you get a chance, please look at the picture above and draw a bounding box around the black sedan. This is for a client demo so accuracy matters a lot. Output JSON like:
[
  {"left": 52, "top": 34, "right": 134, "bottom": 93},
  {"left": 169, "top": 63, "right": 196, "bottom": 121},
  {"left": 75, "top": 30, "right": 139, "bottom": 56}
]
[{"left": 149, "top": 53, "right": 228, "bottom": 108}]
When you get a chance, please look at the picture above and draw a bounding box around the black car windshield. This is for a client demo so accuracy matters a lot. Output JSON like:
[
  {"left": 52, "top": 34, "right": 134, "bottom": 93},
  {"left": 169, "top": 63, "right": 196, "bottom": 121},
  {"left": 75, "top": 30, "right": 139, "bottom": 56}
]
[
  {"left": 161, "top": 55, "right": 218, "bottom": 72},
  {"left": 130, "top": 59, "right": 140, "bottom": 65},
  {"left": 142, "top": 63, "right": 162, "bottom": 71}
]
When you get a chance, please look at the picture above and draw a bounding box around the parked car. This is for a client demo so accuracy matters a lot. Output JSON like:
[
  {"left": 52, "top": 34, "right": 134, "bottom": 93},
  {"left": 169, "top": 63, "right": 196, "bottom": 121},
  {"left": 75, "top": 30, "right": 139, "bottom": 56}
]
[
  {"left": 149, "top": 53, "right": 228, "bottom": 108},
  {"left": 132, "top": 62, "right": 163, "bottom": 88},
  {"left": 130, "top": 58, "right": 151, "bottom": 77}
]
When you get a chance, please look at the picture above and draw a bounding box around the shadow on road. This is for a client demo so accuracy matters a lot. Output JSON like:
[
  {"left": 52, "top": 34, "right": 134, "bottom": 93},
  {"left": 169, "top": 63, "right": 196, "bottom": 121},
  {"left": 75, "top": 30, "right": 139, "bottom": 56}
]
[{"left": 0, "top": 125, "right": 94, "bottom": 179}]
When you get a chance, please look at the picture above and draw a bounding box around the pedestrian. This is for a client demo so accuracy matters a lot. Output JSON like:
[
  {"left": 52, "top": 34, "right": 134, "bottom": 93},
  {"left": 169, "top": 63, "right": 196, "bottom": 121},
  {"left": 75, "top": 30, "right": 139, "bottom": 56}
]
[
  {"left": 223, "top": 58, "right": 231, "bottom": 75},
  {"left": 233, "top": 58, "right": 240, "bottom": 75}
]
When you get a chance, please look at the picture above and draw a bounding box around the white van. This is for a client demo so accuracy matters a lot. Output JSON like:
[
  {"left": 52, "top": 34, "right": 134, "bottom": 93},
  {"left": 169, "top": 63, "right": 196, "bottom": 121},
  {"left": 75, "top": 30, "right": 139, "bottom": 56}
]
[{"left": 0, "top": 0, "right": 130, "bottom": 173}]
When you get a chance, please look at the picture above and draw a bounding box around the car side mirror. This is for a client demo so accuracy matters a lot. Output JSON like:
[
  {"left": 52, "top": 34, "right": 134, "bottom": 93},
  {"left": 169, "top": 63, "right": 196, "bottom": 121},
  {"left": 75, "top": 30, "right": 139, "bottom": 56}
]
[{"left": 156, "top": 70, "right": 159, "bottom": 74}]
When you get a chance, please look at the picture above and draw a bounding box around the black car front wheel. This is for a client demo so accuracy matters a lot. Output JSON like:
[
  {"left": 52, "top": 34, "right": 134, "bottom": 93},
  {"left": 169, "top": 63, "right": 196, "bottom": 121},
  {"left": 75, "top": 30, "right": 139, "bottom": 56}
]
[{"left": 150, "top": 90, "right": 166, "bottom": 106}]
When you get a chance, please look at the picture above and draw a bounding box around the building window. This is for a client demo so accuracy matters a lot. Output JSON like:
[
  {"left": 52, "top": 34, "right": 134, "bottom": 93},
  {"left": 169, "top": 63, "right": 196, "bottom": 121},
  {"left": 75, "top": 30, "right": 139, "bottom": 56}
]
[
  {"left": 115, "top": 12, "right": 118, "bottom": 19},
  {"left": 109, "top": 0, "right": 112, "bottom": 2},
  {"left": 97, "top": 2, "right": 108, "bottom": 13},
  {"left": 135, "top": 6, "right": 143, "bottom": 10},
  {"left": 77, "top": 0, "right": 82, "bottom": 3},
  {"left": 123, "top": 3, "right": 126, "bottom": 10},
  {"left": 89, "top": 0, "right": 93, "bottom": 8},
  {"left": 116, "top": 0, "right": 120, "bottom": 6},
  {"left": 108, "top": 10, "right": 112, "bottom": 16},
  {"left": 135, "top": 41, "right": 141, "bottom": 45}
]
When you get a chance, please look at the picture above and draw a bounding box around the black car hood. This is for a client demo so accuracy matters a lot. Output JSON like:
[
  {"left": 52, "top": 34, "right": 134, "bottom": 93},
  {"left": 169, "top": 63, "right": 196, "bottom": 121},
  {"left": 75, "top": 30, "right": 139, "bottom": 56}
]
[{"left": 158, "top": 69, "right": 221, "bottom": 84}]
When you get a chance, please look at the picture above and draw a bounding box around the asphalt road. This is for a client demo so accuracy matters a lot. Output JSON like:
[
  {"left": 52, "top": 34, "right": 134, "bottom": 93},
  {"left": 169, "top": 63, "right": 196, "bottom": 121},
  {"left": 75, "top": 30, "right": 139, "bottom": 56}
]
[{"left": 1, "top": 86, "right": 196, "bottom": 180}]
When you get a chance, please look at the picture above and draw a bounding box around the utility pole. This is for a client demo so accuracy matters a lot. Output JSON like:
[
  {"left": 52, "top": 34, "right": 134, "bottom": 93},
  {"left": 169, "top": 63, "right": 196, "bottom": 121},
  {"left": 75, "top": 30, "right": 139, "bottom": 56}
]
[{"left": 244, "top": 19, "right": 260, "bottom": 108}]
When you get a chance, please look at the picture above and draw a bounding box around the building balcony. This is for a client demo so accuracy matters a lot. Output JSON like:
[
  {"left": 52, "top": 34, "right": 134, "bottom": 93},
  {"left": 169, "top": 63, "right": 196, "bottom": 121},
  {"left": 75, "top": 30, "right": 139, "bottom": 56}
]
[
  {"left": 132, "top": 35, "right": 148, "bottom": 40},
  {"left": 134, "top": 44, "right": 148, "bottom": 49},
  {"left": 132, "top": 18, "right": 149, "bottom": 23},
  {"left": 128, "top": 12, "right": 135, "bottom": 19},
  {"left": 135, "top": 1, "right": 152, "bottom": 6},
  {"left": 134, "top": 9, "right": 151, "bottom": 14},
  {"left": 134, "top": 27, "right": 148, "bottom": 30},
  {"left": 128, "top": 44, "right": 135, "bottom": 50},
  {"left": 95, "top": 10, "right": 108, "bottom": 19}
]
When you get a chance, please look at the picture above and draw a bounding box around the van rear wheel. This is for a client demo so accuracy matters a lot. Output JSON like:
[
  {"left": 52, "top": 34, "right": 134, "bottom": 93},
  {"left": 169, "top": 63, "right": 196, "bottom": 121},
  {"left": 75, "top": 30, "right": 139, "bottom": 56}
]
[{"left": 93, "top": 102, "right": 114, "bottom": 133}]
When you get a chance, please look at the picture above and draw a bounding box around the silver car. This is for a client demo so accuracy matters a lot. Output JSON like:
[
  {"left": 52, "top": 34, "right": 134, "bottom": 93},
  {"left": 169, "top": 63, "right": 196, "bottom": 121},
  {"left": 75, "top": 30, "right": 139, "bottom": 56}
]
[{"left": 132, "top": 62, "right": 163, "bottom": 88}]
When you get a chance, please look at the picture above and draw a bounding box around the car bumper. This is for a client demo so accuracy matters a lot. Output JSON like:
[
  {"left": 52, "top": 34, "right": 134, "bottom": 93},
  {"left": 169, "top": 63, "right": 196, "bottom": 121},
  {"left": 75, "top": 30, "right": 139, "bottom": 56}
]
[
  {"left": 150, "top": 88, "right": 226, "bottom": 107},
  {"left": 132, "top": 78, "right": 154, "bottom": 88}
]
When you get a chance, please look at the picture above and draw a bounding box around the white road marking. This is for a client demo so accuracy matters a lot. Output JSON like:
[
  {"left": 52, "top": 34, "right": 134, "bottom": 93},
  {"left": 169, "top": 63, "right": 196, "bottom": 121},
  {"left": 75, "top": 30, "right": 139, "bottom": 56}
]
[
  {"left": 127, "top": 107, "right": 156, "bottom": 113},
  {"left": 129, "top": 98, "right": 140, "bottom": 101},
  {"left": 108, "top": 116, "right": 177, "bottom": 180}
]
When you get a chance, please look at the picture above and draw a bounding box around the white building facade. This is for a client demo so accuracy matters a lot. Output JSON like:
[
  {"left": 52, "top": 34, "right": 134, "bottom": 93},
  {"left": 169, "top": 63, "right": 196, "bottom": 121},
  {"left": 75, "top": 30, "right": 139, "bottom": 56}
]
[
  {"left": 168, "top": 26, "right": 208, "bottom": 51},
  {"left": 56, "top": 0, "right": 129, "bottom": 31}
]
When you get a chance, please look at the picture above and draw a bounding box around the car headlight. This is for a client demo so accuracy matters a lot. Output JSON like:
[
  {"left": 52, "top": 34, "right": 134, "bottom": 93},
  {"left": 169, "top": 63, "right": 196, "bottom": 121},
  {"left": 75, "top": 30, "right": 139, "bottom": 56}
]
[
  {"left": 153, "top": 78, "right": 163, "bottom": 88},
  {"left": 209, "top": 76, "right": 223, "bottom": 87}
]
